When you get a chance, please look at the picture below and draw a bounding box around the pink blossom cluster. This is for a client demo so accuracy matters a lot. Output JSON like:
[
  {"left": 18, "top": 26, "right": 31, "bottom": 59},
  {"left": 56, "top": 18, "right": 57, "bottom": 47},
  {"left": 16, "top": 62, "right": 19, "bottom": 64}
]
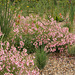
[
  {"left": 13, "top": 14, "right": 75, "bottom": 53},
  {"left": 0, "top": 41, "right": 39, "bottom": 75}
]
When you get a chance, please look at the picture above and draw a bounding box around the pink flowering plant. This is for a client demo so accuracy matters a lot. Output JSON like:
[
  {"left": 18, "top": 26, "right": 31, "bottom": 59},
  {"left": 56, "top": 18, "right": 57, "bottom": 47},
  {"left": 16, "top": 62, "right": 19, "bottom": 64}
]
[
  {"left": 8, "top": 14, "right": 39, "bottom": 53},
  {"left": 10, "top": 14, "right": 75, "bottom": 53},
  {"left": 0, "top": 41, "right": 39, "bottom": 75}
]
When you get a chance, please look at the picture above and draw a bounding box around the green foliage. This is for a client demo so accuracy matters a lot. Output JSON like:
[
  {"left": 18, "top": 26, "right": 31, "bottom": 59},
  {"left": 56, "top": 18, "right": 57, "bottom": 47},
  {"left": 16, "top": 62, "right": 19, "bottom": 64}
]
[
  {"left": 14, "top": 35, "right": 22, "bottom": 50},
  {"left": 0, "top": 0, "right": 15, "bottom": 41},
  {"left": 13, "top": 34, "right": 36, "bottom": 54},
  {"left": 35, "top": 48, "right": 47, "bottom": 70},
  {"left": 35, "top": 0, "right": 49, "bottom": 16},
  {"left": 68, "top": 44, "right": 75, "bottom": 55},
  {"left": 23, "top": 34, "right": 36, "bottom": 54},
  {"left": 54, "top": 15, "right": 64, "bottom": 22},
  {"left": 9, "top": 0, "right": 72, "bottom": 19},
  {"left": 55, "top": 46, "right": 60, "bottom": 53},
  {"left": 0, "top": 0, "right": 23, "bottom": 41},
  {"left": 53, "top": 0, "right": 57, "bottom": 5},
  {"left": 63, "top": 3, "right": 68, "bottom": 18},
  {"left": 71, "top": 0, "right": 75, "bottom": 5},
  {"left": 49, "top": 0, "right": 55, "bottom": 17},
  {"left": 10, "top": 0, "right": 21, "bottom": 3},
  {"left": 69, "top": 3, "right": 74, "bottom": 25}
]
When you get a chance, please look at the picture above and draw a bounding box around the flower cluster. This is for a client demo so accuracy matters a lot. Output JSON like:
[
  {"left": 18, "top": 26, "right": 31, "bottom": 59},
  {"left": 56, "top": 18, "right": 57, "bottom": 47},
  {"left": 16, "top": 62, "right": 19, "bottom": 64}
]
[
  {"left": 0, "top": 41, "right": 39, "bottom": 75},
  {"left": 12, "top": 14, "right": 75, "bottom": 53}
]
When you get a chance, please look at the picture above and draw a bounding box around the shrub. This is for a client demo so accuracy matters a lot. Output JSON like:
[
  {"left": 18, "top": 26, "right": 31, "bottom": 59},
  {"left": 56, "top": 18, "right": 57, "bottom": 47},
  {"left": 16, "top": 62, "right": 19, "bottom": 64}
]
[
  {"left": 10, "top": 14, "right": 75, "bottom": 54},
  {"left": 0, "top": 41, "right": 39, "bottom": 75}
]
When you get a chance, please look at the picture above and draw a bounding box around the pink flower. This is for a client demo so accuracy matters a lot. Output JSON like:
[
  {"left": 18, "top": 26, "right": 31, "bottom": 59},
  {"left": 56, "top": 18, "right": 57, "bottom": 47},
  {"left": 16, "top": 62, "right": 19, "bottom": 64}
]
[
  {"left": 20, "top": 36, "right": 22, "bottom": 39},
  {"left": 4, "top": 73, "right": 13, "bottom": 75},
  {"left": 26, "top": 71, "right": 31, "bottom": 75},
  {"left": 0, "top": 66, "right": 2, "bottom": 71},
  {"left": 32, "top": 70, "right": 37, "bottom": 74},
  {"left": 13, "top": 28, "right": 19, "bottom": 33},
  {"left": 33, "top": 56, "right": 35, "bottom": 58},
  {"left": 7, "top": 41, "right": 9, "bottom": 47},
  {"left": 13, "top": 67, "right": 15, "bottom": 70},
  {"left": 52, "top": 49, "right": 56, "bottom": 52},
  {"left": 23, "top": 48, "right": 27, "bottom": 53},
  {"left": 30, "top": 60, "right": 34, "bottom": 65},
  {"left": 2, "top": 64, "right": 5, "bottom": 68},
  {"left": 6, "top": 41, "right": 10, "bottom": 50},
  {"left": 26, "top": 60, "right": 29, "bottom": 66},
  {"left": 20, "top": 41, "right": 24, "bottom": 47},
  {"left": 39, "top": 41, "right": 42, "bottom": 46},
  {"left": 0, "top": 62, "right": 2, "bottom": 65}
]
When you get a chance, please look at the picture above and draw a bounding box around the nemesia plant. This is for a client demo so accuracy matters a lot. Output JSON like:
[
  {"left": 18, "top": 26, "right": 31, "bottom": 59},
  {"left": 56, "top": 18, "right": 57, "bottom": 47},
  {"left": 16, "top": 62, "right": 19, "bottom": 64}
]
[
  {"left": 35, "top": 48, "right": 47, "bottom": 70},
  {"left": 11, "top": 14, "right": 75, "bottom": 53},
  {"left": 0, "top": 41, "right": 39, "bottom": 75}
]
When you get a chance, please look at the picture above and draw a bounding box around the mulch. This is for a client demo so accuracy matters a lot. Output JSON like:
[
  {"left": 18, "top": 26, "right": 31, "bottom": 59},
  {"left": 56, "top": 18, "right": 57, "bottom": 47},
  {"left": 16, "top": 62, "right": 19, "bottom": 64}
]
[{"left": 39, "top": 52, "right": 75, "bottom": 75}]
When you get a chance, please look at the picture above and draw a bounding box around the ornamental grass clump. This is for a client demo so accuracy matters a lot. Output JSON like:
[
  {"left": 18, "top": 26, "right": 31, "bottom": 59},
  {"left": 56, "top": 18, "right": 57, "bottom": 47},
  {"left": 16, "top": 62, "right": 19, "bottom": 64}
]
[
  {"left": 69, "top": 3, "right": 74, "bottom": 32},
  {"left": 0, "top": 0, "right": 14, "bottom": 40},
  {"left": 53, "top": 0, "right": 57, "bottom": 6},
  {"left": 35, "top": 48, "right": 47, "bottom": 70}
]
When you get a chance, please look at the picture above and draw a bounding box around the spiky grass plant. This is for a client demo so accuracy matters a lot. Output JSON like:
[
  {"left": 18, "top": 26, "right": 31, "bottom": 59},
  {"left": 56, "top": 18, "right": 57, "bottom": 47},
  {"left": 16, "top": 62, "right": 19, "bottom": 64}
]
[
  {"left": 35, "top": 48, "right": 47, "bottom": 74},
  {"left": 63, "top": 3, "right": 68, "bottom": 19},
  {"left": 69, "top": 3, "right": 74, "bottom": 25},
  {"left": 0, "top": 0, "right": 14, "bottom": 41},
  {"left": 54, "top": 0, "right": 57, "bottom": 5}
]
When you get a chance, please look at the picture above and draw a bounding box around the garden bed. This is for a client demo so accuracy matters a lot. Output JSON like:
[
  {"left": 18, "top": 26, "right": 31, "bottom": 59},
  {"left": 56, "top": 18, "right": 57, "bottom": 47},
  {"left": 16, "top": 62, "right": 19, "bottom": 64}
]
[{"left": 0, "top": 0, "right": 75, "bottom": 75}]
